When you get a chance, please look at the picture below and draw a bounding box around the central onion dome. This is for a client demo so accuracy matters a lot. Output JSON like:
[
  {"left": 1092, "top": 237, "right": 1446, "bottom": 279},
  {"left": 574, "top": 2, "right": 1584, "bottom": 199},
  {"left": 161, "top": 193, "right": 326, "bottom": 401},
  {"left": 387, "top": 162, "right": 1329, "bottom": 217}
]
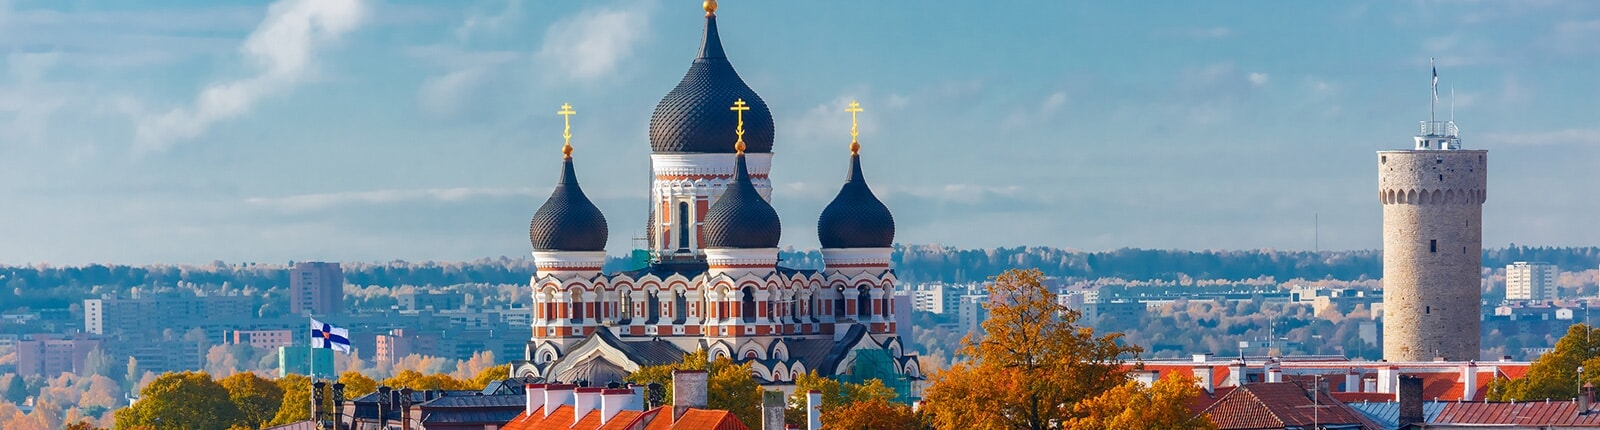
[
  {"left": 702, "top": 153, "right": 781, "bottom": 248},
  {"left": 648, "top": 8, "right": 774, "bottom": 154},
  {"left": 818, "top": 149, "right": 895, "bottom": 248},
  {"left": 529, "top": 149, "right": 608, "bottom": 252}
]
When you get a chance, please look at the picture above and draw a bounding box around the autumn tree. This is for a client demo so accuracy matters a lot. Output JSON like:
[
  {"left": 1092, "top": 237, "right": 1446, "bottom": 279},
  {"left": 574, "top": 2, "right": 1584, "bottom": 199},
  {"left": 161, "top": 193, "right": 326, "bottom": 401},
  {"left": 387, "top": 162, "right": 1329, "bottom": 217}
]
[
  {"left": 782, "top": 371, "right": 898, "bottom": 426},
  {"left": 824, "top": 398, "right": 924, "bottom": 430},
  {"left": 1490, "top": 324, "right": 1600, "bottom": 401},
  {"left": 339, "top": 371, "right": 378, "bottom": 399},
  {"left": 382, "top": 369, "right": 473, "bottom": 391},
  {"left": 625, "top": 349, "right": 763, "bottom": 426},
  {"left": 921, "top": 268, "right": 1143, "bottom": 430},
  {"left": 267, "top": 373, "right": 331, "bottom": 427},
  {"left": 1066, "top": 374, "right": 1216, "bottom": 430},
  {"left": 114, "top": 371, "right": 243, "bottom": 430},
  {"left": 471, "top": 364, "right": 512, "bottom": 390},
  {"left": 219, "top": 372, "right": 284, "bottom": 429}
]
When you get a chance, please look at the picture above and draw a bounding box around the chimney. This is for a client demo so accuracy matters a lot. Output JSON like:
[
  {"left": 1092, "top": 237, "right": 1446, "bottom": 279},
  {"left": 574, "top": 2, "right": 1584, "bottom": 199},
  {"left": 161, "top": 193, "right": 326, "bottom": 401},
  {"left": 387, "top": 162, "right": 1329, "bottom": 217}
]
[
  {"left": 1461, "top": 361, "right": 1479, "bottom": 400},
  {"left": 762, "top": 390, "right": 786, "bottom": 430},
  {"left": 525, "top": 384, "right": 547, "bottom": 416},
  {"left": 1193, "top": 365, "right": 1214, "bottom": 394},
  {"left": 1582, "top": 383, "right": 1595, "bottom": 414},
  {"left": 600, "top": 388, "right": 634, "bottom": 424},
  {"left": 806, "top": 390, "right": 823, "bottom": 430},
  {"left": 1378, "top": 366, "right": 1399, "bottom": 394},
  {"left": 672, "top": 370, "right": 709, "bottom": 422},
  {"left": 544, "top": 384, "right": 575, "bottom": 418},
  {"left": 574, "top": 387, "right": 604, "bottom": 424},
  {"left": 1345, "top": 368, "right": 1360, "bottom": 393},
  {"left": 1398, "top": 375, "right": 1424, "bottom": 427},
  {"left": 1364, "top": 377, "right": 1377, "bottom": 393},
  {"left": 1266, "top": 363, "right": 1282, "bottom": 383},
  {"left": 627, "top": 384, "right": 646, "bottom": 410},
  {"left": 1227, "top": 360, "right": 1246, "bottom": 388},
  {"left": 377, "top": 386, "right": 392, "bottom": 428}
]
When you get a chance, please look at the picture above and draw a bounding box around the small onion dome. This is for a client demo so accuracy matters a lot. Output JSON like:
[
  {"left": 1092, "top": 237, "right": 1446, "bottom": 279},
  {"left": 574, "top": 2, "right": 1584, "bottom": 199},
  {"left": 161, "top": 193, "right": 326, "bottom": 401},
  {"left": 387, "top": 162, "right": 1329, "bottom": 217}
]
[
  {"left": 648, "top": 11, "right": 774, "bottom": 154},
  {"left": 817, "top": 153, "right": 894, "bottom": 248},
  {"left": 528, "top": 156, "right": 608, "bottom": 252},
  {"left": 702, "top": 153, "right": 781, "bottom": 248}
]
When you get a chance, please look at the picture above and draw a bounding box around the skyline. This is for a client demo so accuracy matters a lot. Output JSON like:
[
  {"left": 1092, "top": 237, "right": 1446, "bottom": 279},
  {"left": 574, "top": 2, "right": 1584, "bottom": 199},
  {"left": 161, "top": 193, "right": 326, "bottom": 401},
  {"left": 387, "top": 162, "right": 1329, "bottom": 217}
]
[{"left": 3, "top": 0, "right": 1600, "bottom": 264}]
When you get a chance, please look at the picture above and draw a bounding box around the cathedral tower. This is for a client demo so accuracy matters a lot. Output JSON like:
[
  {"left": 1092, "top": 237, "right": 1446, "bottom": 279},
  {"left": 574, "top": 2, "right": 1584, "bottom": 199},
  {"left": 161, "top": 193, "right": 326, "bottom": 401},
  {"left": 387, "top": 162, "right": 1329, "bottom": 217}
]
[{"left": 1379, "top": 63, "right": 1487, "bottom": 362}]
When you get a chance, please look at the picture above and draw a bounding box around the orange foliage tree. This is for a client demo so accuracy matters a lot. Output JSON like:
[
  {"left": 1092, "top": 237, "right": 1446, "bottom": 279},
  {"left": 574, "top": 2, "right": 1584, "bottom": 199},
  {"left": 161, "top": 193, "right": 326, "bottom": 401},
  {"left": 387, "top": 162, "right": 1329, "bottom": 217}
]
[
  {"left": 823, "top": 398, "right": 923, "bottom": 430},
  {"left": 1066, "top": 374, "right": 1216, "bottom": 430},
  {"left": 920, "top": 268, "right": 1145, "bottom": 430}
]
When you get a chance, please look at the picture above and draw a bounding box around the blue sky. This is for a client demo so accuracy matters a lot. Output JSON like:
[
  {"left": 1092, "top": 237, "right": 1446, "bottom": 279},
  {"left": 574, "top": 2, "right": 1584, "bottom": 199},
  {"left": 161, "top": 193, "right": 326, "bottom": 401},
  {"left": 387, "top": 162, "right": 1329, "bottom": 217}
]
[{"left": 2, "top": 0, "right": 1598, "bottom": 265}]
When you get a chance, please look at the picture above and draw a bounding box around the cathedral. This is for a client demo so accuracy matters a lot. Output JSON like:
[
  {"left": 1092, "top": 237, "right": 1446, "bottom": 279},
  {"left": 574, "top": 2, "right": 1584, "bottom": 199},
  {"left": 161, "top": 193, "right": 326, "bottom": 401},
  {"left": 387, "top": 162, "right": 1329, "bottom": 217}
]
[{"left": 510, "top": 2, "right": 921, "bottom": 396}]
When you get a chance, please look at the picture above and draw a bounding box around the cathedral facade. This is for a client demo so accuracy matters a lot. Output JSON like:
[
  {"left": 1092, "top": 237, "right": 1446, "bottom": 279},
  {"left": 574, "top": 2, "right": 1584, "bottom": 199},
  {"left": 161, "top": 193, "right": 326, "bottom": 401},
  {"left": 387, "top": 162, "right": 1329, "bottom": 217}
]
[{"left": 511, "top": 2, "right": 920, "bottom": 395}]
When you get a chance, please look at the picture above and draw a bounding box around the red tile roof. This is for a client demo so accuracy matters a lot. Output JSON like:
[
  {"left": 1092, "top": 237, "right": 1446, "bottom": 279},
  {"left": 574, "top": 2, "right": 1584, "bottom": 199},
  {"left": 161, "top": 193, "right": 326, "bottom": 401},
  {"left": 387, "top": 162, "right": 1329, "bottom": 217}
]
[
  {"left": 1432, "top": 401, "right": 1600, "bottom": 426},
  {"left": 1201, "top": 383, "right": 1379, "bottom": 430},
  {"left": 499, "top": 405, "right": 747, "bottom": 430}
]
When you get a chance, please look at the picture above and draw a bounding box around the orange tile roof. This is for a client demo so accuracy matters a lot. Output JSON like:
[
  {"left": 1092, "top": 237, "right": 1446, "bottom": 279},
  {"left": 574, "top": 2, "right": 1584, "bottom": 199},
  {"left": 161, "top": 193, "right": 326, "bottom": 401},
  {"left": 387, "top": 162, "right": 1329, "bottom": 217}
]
[
  {"left": 1201, "top": 383, "right": 1378, "bottom": 430},
  {"left": 499, "top": 405, "right": 747, "bottom": 430},
  {"left": 1433, "top": 401, "right": 1600, "bottom": 426}
]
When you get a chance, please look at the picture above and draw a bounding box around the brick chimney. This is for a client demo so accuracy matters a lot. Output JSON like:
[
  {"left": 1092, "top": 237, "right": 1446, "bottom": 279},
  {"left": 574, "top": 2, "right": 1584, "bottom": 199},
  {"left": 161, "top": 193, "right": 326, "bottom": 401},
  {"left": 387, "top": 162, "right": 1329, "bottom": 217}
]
[
  {"left": 762, "top": 390, "right": 786, "bottom": 430},
  {"left": 544, "top": 384, "right": 575, "bottom": 418},
  {"left": 600, "top": 388, "right": 633, "bottom": 424},
  {"left": 807, "top": 390, "right": 823, "bottom": 430},
  {"left": 574, "top": 387, "right": 603, "bottom": 424},
  {"left": 524, "top": 384, "right": 547, "bottom": 416},
  {"left": 672, "top": 370, "right": 708, "bottom": 422},
  {"left": 1398, "top": 375, "right": 1425, "bottom": 427}
]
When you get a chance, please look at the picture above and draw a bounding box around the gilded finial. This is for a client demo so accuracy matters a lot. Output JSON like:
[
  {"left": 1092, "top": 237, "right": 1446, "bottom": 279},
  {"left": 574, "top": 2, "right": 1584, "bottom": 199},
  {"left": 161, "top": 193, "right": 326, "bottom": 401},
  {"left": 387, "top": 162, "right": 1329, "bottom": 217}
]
[
  {"left": 731, "top": 98, "right": 750, "bottom": 154},
  {"left": 845, "top": 100, "right": 863, "bottom": 155},
  {"left": 558, "top": 103, "right": 576, "bottom": 158},
  {"left": 704, "top": 0, "right": 716, "bottom": 17}
]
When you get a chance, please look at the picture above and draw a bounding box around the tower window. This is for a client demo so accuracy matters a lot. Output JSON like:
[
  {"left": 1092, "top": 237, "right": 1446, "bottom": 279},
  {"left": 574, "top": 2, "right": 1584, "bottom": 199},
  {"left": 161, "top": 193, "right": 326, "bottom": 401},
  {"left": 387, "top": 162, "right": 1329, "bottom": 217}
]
[
  {"left": 1426, "top": 306, "right": 1431, "bottom": 314},
  {"left": 676, "top": 202, "right": 690, "bottom": 251},
  {"left": 1429, "top": 240, "right": 1437, "bottom": 253}
]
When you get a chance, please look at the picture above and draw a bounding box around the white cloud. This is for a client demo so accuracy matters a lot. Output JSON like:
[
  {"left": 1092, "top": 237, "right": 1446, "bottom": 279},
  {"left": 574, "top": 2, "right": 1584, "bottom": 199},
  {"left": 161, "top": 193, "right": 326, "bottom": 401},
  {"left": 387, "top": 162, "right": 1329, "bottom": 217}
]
[
  {"left": 133, "top": 0, "right": 366, "bottom": 152},
  {"left": 246, "top": 187, "right": 538, "bottom": 212},
  {"left": 1480, "top": 129, "right": 1600, "bottom": 146},
  {"left": 1248, "top": 72, "right": 1269, "bottom": 87},
  {"left": 535, "top": 4, "right": 649, "bottom": 83}
]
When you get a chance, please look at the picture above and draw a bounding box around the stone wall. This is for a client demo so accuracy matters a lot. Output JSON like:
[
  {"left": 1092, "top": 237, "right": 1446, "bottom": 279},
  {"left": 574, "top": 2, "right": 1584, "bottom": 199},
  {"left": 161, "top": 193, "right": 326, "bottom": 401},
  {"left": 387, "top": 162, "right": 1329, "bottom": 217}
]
[{"left": 1378, "top": 149, "right": 1487, "bottom": 361}]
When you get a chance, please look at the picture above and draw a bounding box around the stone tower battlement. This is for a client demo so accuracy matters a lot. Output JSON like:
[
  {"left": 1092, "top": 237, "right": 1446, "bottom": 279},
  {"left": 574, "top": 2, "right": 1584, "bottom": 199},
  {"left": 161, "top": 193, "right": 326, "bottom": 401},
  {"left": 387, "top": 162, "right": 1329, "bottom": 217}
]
[{"left": 1379, "top": 149, "right": 1487, "bottom": 362}]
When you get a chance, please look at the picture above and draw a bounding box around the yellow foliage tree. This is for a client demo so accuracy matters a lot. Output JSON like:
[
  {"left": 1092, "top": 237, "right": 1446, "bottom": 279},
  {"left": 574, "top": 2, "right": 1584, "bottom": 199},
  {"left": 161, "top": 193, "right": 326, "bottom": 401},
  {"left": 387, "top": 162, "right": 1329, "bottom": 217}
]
[
  {"left": 114, "top": 371, "right": 243, "bottom": 430},
  {"left": 1490, "top": 324, "right": 1600, "bottom": 401},
  {"left": 824, "top": 398, "right": 923, "bottom": 430},
  {"left": 339, "top": 371, "right": 378, "bottom": 399},
  {"left": 382, "top": 369, "right": 473, "bottom": 391},
  {"left": 267, "top": 373, "right": 331, "bottom": 427},
  {"left": 782, "top": 371, "right": 898, "bottom": 426},
  {"left": 471, "top": 364, "right": 512, "bottom": 390},
  {"left": 625, "top": 350, "right": 763, "bottom": 426},
  {"left": 921, "top": 268, "right": 1143, "bottom": 430},
  {"left": 1066, "top": 375, "right": 1216, "bottom": 430},
  {"left": 219, "top": 372, "right": 284, "bottom": 429}
]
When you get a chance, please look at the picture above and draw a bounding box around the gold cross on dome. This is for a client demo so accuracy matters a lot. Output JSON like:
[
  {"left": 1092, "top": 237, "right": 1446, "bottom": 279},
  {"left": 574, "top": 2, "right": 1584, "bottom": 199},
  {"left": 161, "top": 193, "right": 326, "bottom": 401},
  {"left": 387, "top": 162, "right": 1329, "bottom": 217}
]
[
  {"left": 558, "top": 103, "right": 576, "bottom": 158},
  {"left": 731, "top": 98, "right": 750, "bottom": 154},
  {"left": 845, "top": 100, "right": 863, "bottom": 154}
]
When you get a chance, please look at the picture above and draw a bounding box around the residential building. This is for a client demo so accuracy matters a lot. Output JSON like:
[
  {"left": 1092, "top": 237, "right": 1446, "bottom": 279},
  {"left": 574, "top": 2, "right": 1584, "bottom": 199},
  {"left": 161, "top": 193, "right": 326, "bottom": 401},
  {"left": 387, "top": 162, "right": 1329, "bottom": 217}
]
[
  {"left": 1507, "top": 261, "right": 1558, "bottom": 301},
  {"left": 912, "top": 283, "right": 970, "bottom": 315},
  {"left": 290, "top": 262, "right": 344, "bottom": 316},
  {"left": 957, "top": 295, "right": 989, "bottom": 337},
  {"left": 16, "top": 334, "right": 104, "bottom": 378},
  {"left": 397, "top": 291, "right": 466, "bottom": 311},
  {"left": 228, "top": 329, "right": 295, "bottom": 349}
]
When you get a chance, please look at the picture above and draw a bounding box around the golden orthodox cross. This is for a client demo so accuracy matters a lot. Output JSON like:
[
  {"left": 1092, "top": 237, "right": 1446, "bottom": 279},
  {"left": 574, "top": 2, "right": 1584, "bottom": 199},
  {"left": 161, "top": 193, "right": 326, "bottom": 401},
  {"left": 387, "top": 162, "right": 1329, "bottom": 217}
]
[
  {"left": 558, "top": 103, "right": 576, "bottom": 157},
  {"left": 731, "top": 98, "right": 750, "bottom": 154},
  {"left": 845, "top": 100, "right": 863, "bottom": 154}
]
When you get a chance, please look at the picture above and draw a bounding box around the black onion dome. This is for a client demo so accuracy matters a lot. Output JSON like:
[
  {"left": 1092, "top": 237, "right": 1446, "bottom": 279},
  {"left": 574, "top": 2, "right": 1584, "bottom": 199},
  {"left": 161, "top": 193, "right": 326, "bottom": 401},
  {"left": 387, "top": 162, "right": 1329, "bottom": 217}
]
[
  {"left": 817, "top": 154, "right": 895, "bottom": 248},
  {"left": 529, "top": 157, "right": 608, "bottom": 252},
  {"left": 648, "top": 15, "right": 774, "bottom": 154},
  {"left": 702, "top": 154, "right": 781, "bottom": 248}
]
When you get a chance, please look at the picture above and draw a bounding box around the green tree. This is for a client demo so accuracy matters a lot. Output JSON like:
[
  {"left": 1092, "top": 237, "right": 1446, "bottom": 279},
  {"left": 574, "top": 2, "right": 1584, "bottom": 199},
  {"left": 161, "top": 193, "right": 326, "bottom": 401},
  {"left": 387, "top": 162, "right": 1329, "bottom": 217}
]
[
  {"left": 3, "top": 373, "right": 27, "bottom": 404},
  {"left": 625, "top": 350, "right": 763, "bottom": 426},
  {"left": 921, "top": 268, "right": 1142, "bottom": 430},
  {"left": 1490, "top": 324, "right": 1600, "bottom": 401},
  {"left": 219, "top": 372, "right": 284, "bottom": 429},
  {"left": 114, "top": 371, "right": 243, "bottom": 430}
]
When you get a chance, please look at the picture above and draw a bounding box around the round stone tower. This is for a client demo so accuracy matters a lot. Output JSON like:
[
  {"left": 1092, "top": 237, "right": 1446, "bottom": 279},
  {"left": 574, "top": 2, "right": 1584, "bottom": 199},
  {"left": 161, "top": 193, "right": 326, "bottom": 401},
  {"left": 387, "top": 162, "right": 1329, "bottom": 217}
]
[{"left": 1379, "top": 117, "right": 1487, "bottom": 362}]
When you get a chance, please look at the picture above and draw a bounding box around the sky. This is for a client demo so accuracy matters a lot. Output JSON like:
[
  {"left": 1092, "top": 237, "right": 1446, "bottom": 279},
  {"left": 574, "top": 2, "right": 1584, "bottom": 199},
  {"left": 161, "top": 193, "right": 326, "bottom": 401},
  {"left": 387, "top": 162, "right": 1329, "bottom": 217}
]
[{"left": 2, "top": 0, "right": 1598, "bottom": 265}]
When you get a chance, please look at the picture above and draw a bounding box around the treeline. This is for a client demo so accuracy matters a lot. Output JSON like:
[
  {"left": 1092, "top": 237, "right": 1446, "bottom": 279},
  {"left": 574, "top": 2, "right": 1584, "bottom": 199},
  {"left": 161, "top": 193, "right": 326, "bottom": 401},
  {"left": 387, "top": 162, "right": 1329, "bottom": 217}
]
[{"left": 2, "top": 246, "right": 1596, "bottom": 300}]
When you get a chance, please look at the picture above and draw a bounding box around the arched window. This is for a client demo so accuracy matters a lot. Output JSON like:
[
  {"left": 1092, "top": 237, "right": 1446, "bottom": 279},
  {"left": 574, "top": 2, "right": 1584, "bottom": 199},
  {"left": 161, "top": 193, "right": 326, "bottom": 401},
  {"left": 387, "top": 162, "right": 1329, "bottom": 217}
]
[
  {"left": 857, "top": 286, "right": 871, "bottom": 318},
  {"left": 677, "top": 202, "right": 690, "bottom": 251},
  {"left": 742, "top": 286, "right": 757, "bottom": 323},
  {"left": 645, "top": 291, "right": 661, "bottom": 324},
  {"left": 618, "top": 291, "right": 633, "bottom": 325},
  {"left": 672, "top": 291, "right": 688, "bottom": 325}
]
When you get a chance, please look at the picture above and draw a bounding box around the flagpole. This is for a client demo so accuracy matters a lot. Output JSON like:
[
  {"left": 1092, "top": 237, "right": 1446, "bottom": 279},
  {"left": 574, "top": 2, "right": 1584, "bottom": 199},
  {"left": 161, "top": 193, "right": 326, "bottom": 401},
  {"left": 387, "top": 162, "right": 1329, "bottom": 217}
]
[{"left": 1430, "top": 57, "right": 1436, "bottom": 127}]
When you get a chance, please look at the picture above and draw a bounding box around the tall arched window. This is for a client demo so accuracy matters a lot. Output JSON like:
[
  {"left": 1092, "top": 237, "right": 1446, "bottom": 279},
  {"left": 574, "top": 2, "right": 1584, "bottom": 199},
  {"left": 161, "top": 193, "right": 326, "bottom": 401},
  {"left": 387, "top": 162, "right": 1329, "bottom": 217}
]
[
  {"left": 645, "top": 291, "right": 660, "bottom": 324},
  {"left": 742, "top": 286, "right": 757, "bottom": 323},
  {"left": 676, "top": 202, "right": 690, "bottom": 251},
  {"left": 857, "top": 286, "right": 871, "bottom": 318},
  {"left": 618, "top": 291, "right": 633, "bottom": 325},
  {"left": 673, "top": 291, "right": 688, "bottom": 325}
]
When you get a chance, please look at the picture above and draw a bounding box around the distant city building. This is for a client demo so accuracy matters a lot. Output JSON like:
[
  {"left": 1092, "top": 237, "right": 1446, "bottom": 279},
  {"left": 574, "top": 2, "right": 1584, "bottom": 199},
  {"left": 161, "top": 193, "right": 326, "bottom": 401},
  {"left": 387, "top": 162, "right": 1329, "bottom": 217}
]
[
  {"left": 290, "top": 262, "right": 344, "bottom": 316},
  {"left": 279, "top": 346, "right": 335, "bottom": 377},
  {"left": 912, "top": 283, "right": 970, "bottom": 315},
  {"left": 957, "top": 295, "right": 989, "bottom": 337},
  {"left": 397, "top": 291, "right": 466, "bottom": 311},
  {"left": 894, "top": 290, "right": 913, "bottom": 340},
  {"left": 15, "top": 334, "right": 103, "bottom": 379},
  {"left": 84, "top": 293, "right": 255, "bottom": 337},
  {"left": 1506, "top": 261, "right": 1558, "bottom": 301},
  {"left": 375, "top": 328, "right": 439, "bottom": 363},
  {"left": 1378, "top": 68, "right": 1487, "bottom": 362},
  {"left": 228, "top": 329, "right": 295, "bottom": 349}
]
